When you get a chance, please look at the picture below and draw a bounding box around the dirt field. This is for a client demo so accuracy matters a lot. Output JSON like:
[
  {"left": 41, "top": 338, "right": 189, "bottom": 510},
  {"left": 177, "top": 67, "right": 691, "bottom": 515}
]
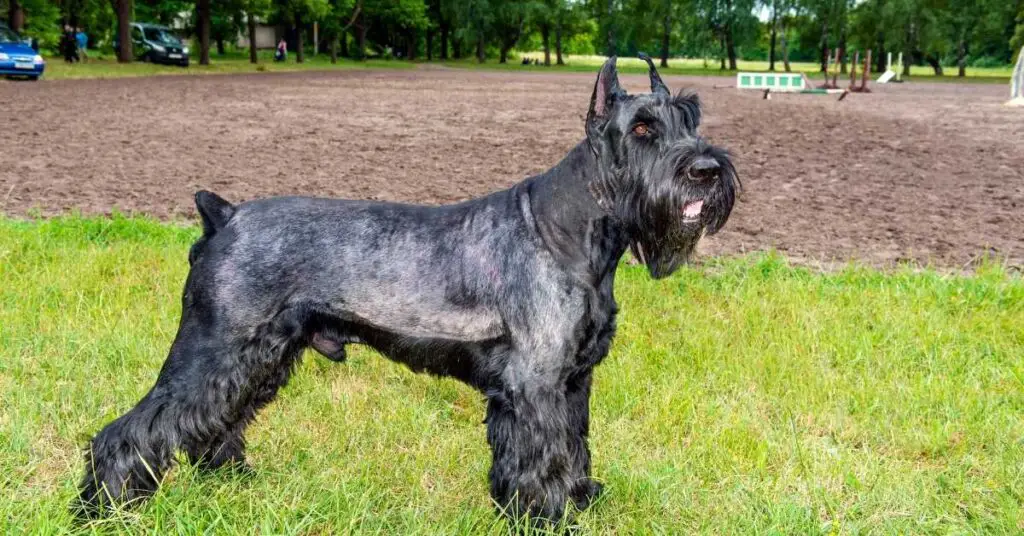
[{"left": 2, "top": 68, "right": 1022, "bottom": 269}]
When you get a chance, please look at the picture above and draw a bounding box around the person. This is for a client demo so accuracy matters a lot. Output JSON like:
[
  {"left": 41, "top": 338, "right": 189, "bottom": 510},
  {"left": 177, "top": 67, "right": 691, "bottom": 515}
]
[
  {"left": 75, "top": 27, "right": 88, "bottom": 63},
  {"left": 61, "top": 25, "right": 79, "bottom": 63},
  {"left": 275, "top": 38, "right": 287, "bottom": 62}
]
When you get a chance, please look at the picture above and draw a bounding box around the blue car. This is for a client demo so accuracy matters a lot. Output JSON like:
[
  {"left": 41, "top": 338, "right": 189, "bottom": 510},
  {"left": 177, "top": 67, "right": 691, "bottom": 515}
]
[{"left": 0, "top": 23, "right": 44, "bottom": 80}]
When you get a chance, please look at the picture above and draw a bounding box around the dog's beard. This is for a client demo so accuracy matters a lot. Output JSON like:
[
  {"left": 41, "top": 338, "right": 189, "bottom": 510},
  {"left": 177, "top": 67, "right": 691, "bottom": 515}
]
[
  {"left": 629, "top": 174, "right": 736, "bottom": 279},
  {"left": 591, "top": 145, "right": 738, "bottom": 279},
  {"left": 631, "top": 214, "right": 705, "bottom": 279}
]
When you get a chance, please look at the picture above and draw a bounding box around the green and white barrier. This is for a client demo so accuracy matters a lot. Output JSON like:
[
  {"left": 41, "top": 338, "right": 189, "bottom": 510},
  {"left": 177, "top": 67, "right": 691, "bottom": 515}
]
[{"left": 736, "top": 72, "right": 807, "bottom": 92}]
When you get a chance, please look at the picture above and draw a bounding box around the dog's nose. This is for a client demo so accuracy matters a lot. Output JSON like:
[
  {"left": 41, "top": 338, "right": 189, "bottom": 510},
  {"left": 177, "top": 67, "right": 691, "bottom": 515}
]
[{"left": 687, "top": 157, "right": 721, "bottom": 183}]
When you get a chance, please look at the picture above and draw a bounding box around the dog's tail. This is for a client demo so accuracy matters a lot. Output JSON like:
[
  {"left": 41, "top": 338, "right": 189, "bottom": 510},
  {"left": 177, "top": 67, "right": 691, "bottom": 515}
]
[{"left": 189, "top": 190, "right": 236, "bottom": 265}]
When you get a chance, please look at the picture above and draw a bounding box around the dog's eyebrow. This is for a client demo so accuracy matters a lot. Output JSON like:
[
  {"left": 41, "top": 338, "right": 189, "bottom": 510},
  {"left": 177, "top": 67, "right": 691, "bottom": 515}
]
[{"left": 632, "top": 107, "right": 659, "bottom": 125}]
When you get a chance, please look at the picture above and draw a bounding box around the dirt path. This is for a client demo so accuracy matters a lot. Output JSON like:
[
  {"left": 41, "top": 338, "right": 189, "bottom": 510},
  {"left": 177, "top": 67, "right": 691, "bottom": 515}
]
[{"left": 2, "top": 68, "right": 1022, "bottom": 269}]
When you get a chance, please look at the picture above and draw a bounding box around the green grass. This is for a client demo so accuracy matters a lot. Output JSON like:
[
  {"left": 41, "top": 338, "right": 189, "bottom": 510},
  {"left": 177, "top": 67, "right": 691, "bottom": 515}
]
[
  {"left": 1, "top": 216, "right": 1022, "bottom": 534},
  {"left": 506, "top": 54, "right": 1016, "bottom": 82},
  {"left": 40, "top": 50, "right": 413, "bottom": 80},
  {"left": 35, "top": 49, "right": 1013, "bottom": 83}
]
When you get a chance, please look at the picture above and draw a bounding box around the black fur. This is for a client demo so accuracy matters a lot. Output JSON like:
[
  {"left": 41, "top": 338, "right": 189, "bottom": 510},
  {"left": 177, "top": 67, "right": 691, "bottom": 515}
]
[{"left": 73, "top": 57, "right": 739, "bottom": 527}]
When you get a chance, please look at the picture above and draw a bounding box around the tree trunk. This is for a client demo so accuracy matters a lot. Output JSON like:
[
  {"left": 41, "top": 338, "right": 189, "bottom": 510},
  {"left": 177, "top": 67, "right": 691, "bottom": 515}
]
[
  {"left": 330, "top": 37, "right": 338, "bottom": 63},
  {"left": 499, "top": 44, "right": 509, "bottom": 64},
  {"left": 440, "top": 23, "right": 449, "bottom": 60},
  {"left": 216, "top": 38, "right": 225, "bottom": 56},
  {"left": 838, "top": 29, "right": 847, "bottom": 74},
  {"left": 555, "top": 22, "right": 564, "bottom": 65},
  {"left": 957, "top": 35, "right": 966, "bottom": 77},
  {"left": 541, "top": 24, "right": 550, "bottom": 66},
  {"left": 926, "top": 55, "right": 942, "bottom": 76},
  {"left": 426, "top": 28, "right": 433, "bottom": 60},
  {"left": 355, "top": 21, "right": 366, "bottom": 60},
  {"left": 407, "top": 28, "right": 415, "bottom": 60},
  {"left": 8, "top": 0, "right": 24, "bottom": 32},
  {"left": 453, "top": 37, "right": 463, "bottom": 59},
  {"left": 819, "top": 20, "right": 828, "bottom": 73},
  {"left": 781, "top": 28, "right": 791, "bottom": 72},
  {"left": 476, "top": 36, "right": 484, "bottom": 63},
  {"left": 605, "top": 0, "right": 615, "bottom": 56},
  {"left": 875, "top": 32, "right": 885, "bottom": 73},
  {"left": 115, "top": 0, "right": 133, "bottom": 63},
  {"left": 902, "top": 25, "right": 913, "bottom": 77},
  {"left": 247, "top": 10, "right": 257, "bottom": 63},
  {"left": 719, "top": 35, "right": 726, "bottom": 70},
  {"left": 660, "top": 14, "right": 670, "bottom": 68},
  {"left": 198, "top": 0, "right": 210, "bottom": 65},
  {"left": 725, "top": 27, "right": 737, "bottom": 70},
  {"left": 769, "top": 4, "right": 777, "bottom": 71},
  {"left": 295, "top": 12, "right": 304, "bottom": 63},
  {"left": 340, "top": 31, "right": 348, "bottom": 57}
]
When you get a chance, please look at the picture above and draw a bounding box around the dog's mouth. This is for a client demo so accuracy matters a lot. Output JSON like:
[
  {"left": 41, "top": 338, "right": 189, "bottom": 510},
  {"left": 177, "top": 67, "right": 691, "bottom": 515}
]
[{"left": 681, "top": 199, "right": 704, "bottom": 224}]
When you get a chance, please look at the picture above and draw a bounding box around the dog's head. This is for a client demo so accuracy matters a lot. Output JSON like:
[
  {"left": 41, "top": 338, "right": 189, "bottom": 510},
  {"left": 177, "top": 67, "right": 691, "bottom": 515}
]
[{"left": 586, "top": 56, "right": 738, "bottom": 279}]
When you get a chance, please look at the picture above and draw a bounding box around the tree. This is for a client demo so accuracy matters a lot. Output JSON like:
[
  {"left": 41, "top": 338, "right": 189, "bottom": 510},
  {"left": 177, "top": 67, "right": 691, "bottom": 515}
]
[
  {"left": 8, "top": 0, "right": 23, "bottom": 31},
  {"left": 275, "top": 0, "right": 330, "bottom": 63},
  {"left": 243, "top": 0, "right": 272, "bottom": 63},
  {"left": 323, "top": 0, "right": 358, "bottom": 63},
  {"left": 210, "top": 0, "right": 245, "bottom": 55},
  {"left": 197, "top": 0, "right": 210, "bottom": 64},
  {"left": 453, "top": 0, "right": 490, "bottom": 62},
  {"left": 113, "top": 0, "right": 132, "bottom": 62},
  {"left": 492, "top": 0, "right": 530, "bottom": 63},
  {"left": 762, "top": 0, "right": 796, "bottom": 71},
  {"left": 699, "top": 0, "right": 756, "bottom": 70}
]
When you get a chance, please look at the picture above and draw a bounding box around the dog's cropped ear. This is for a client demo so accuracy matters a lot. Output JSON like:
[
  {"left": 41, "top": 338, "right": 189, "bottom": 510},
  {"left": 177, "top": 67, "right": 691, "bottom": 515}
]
[
  {"left": 638, "top": 53, "right": 670, "bottom": 97},
  {"left": 586, "top": 56, "right": 623, "bottom": 151},
  {"left": 194, "top": 190, "right": 236, "bottom": 237}
]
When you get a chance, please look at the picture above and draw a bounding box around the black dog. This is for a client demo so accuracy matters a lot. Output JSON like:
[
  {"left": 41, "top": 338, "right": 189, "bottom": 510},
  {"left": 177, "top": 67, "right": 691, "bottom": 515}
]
[{"left": 75, "top": 57, "right": 738, "bottom": 525}]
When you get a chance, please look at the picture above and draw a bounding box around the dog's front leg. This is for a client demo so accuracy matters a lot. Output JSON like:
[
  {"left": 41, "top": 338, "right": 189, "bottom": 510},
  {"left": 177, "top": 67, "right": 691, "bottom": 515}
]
[
  {"left": 486, "top": 378, "right": 574, "bottom": 527},
  {"left": 566, "top": 371, "right": 603, "bottom": 511}
]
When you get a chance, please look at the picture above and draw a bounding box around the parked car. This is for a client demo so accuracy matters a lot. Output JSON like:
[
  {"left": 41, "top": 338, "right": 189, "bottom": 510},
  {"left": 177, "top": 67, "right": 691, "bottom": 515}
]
[
  {"left": 114, "top": 23, "right": 189, "bottom": 66},
  {"left": 0, "top": 22, "right": 44, "bottom": 80}
]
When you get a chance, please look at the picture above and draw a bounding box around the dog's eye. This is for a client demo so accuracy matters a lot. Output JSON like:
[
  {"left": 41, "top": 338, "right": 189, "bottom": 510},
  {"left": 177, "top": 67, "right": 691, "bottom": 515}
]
[{"left": 632, "top": 123, "right": 649, "bottom": 136}]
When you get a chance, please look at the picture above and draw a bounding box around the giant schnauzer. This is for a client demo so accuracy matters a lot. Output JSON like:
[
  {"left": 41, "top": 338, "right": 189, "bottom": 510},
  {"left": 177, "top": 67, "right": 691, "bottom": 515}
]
[{"left": 75, "top": 57, "right": 738, "bottom": 525}]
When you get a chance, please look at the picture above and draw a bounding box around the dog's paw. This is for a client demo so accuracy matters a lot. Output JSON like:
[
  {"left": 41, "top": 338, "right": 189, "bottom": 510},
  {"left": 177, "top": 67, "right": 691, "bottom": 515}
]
[{"left": 571, "top": 479, "right": 604, "bottom": 511}]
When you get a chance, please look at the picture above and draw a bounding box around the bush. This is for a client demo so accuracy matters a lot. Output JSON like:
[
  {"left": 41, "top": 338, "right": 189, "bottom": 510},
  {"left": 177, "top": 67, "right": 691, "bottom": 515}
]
[{"left": 969, "top": 55, "right": 1007, "bottom": 68}]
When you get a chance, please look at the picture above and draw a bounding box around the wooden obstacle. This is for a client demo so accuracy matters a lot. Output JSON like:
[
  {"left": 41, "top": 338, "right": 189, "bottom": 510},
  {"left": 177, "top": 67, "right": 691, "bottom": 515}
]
[
  {"left": 877, "top": 52, "right": 903, "bottom": 84},
  {"left": 848, "top": 50, "right": 871, "bottom": 93},
  {"left": 820, "top": 48, "right": 842, "bottom": 89},
  {"left": 1008, "top": 47, "right": 1024, "bottom": 107}
]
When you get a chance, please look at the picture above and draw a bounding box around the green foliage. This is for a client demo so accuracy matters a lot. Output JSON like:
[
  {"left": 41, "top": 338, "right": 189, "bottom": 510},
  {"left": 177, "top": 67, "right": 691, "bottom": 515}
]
[{"left": 4, "top": 0, "right": 1023, "bottom": 69}]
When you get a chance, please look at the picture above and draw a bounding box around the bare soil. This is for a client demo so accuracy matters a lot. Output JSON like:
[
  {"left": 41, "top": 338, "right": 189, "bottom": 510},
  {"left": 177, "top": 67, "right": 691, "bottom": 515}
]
[{"left": 2, "top": 68, "right": 1022, "bottom": 269}]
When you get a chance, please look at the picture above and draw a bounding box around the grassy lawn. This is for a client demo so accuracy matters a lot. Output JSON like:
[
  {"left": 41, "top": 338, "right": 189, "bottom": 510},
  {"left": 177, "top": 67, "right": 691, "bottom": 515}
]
[
  {"left": 1, "top": 216, "right": 1021, "bottom": 534},
  {"left": 38, "top": 50, "right": 413, "bottom": 80},
  {"left": 508, "top": 54, "right": 1015, "bottom": 82},
  {"left": 33, "top": 49, "right": 1012, "bottom": 84}
]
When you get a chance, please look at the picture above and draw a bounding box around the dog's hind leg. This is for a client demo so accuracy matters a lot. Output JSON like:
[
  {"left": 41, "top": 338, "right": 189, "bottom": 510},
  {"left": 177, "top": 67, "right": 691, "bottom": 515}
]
[{"left": 74, "top": 306, "right": 306, "bottom": 518}]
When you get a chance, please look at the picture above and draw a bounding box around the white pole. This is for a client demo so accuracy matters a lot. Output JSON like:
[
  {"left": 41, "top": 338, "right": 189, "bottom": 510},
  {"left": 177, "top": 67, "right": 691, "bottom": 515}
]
[{"left": 1008, "top": 47, "right": 1024, "bottom": 106}]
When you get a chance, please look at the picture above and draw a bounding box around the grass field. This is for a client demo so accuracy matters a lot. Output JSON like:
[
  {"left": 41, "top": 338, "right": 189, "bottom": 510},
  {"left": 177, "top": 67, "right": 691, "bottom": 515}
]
[
  {"left": 1, "top": 216, "right": 1022, "bottom": 534},
  {"left": 33, "top": 50, "right": 1013, "bottom": 83},
  {"left": 37, "top": 51, "right": 413, "bottom": 80}
]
